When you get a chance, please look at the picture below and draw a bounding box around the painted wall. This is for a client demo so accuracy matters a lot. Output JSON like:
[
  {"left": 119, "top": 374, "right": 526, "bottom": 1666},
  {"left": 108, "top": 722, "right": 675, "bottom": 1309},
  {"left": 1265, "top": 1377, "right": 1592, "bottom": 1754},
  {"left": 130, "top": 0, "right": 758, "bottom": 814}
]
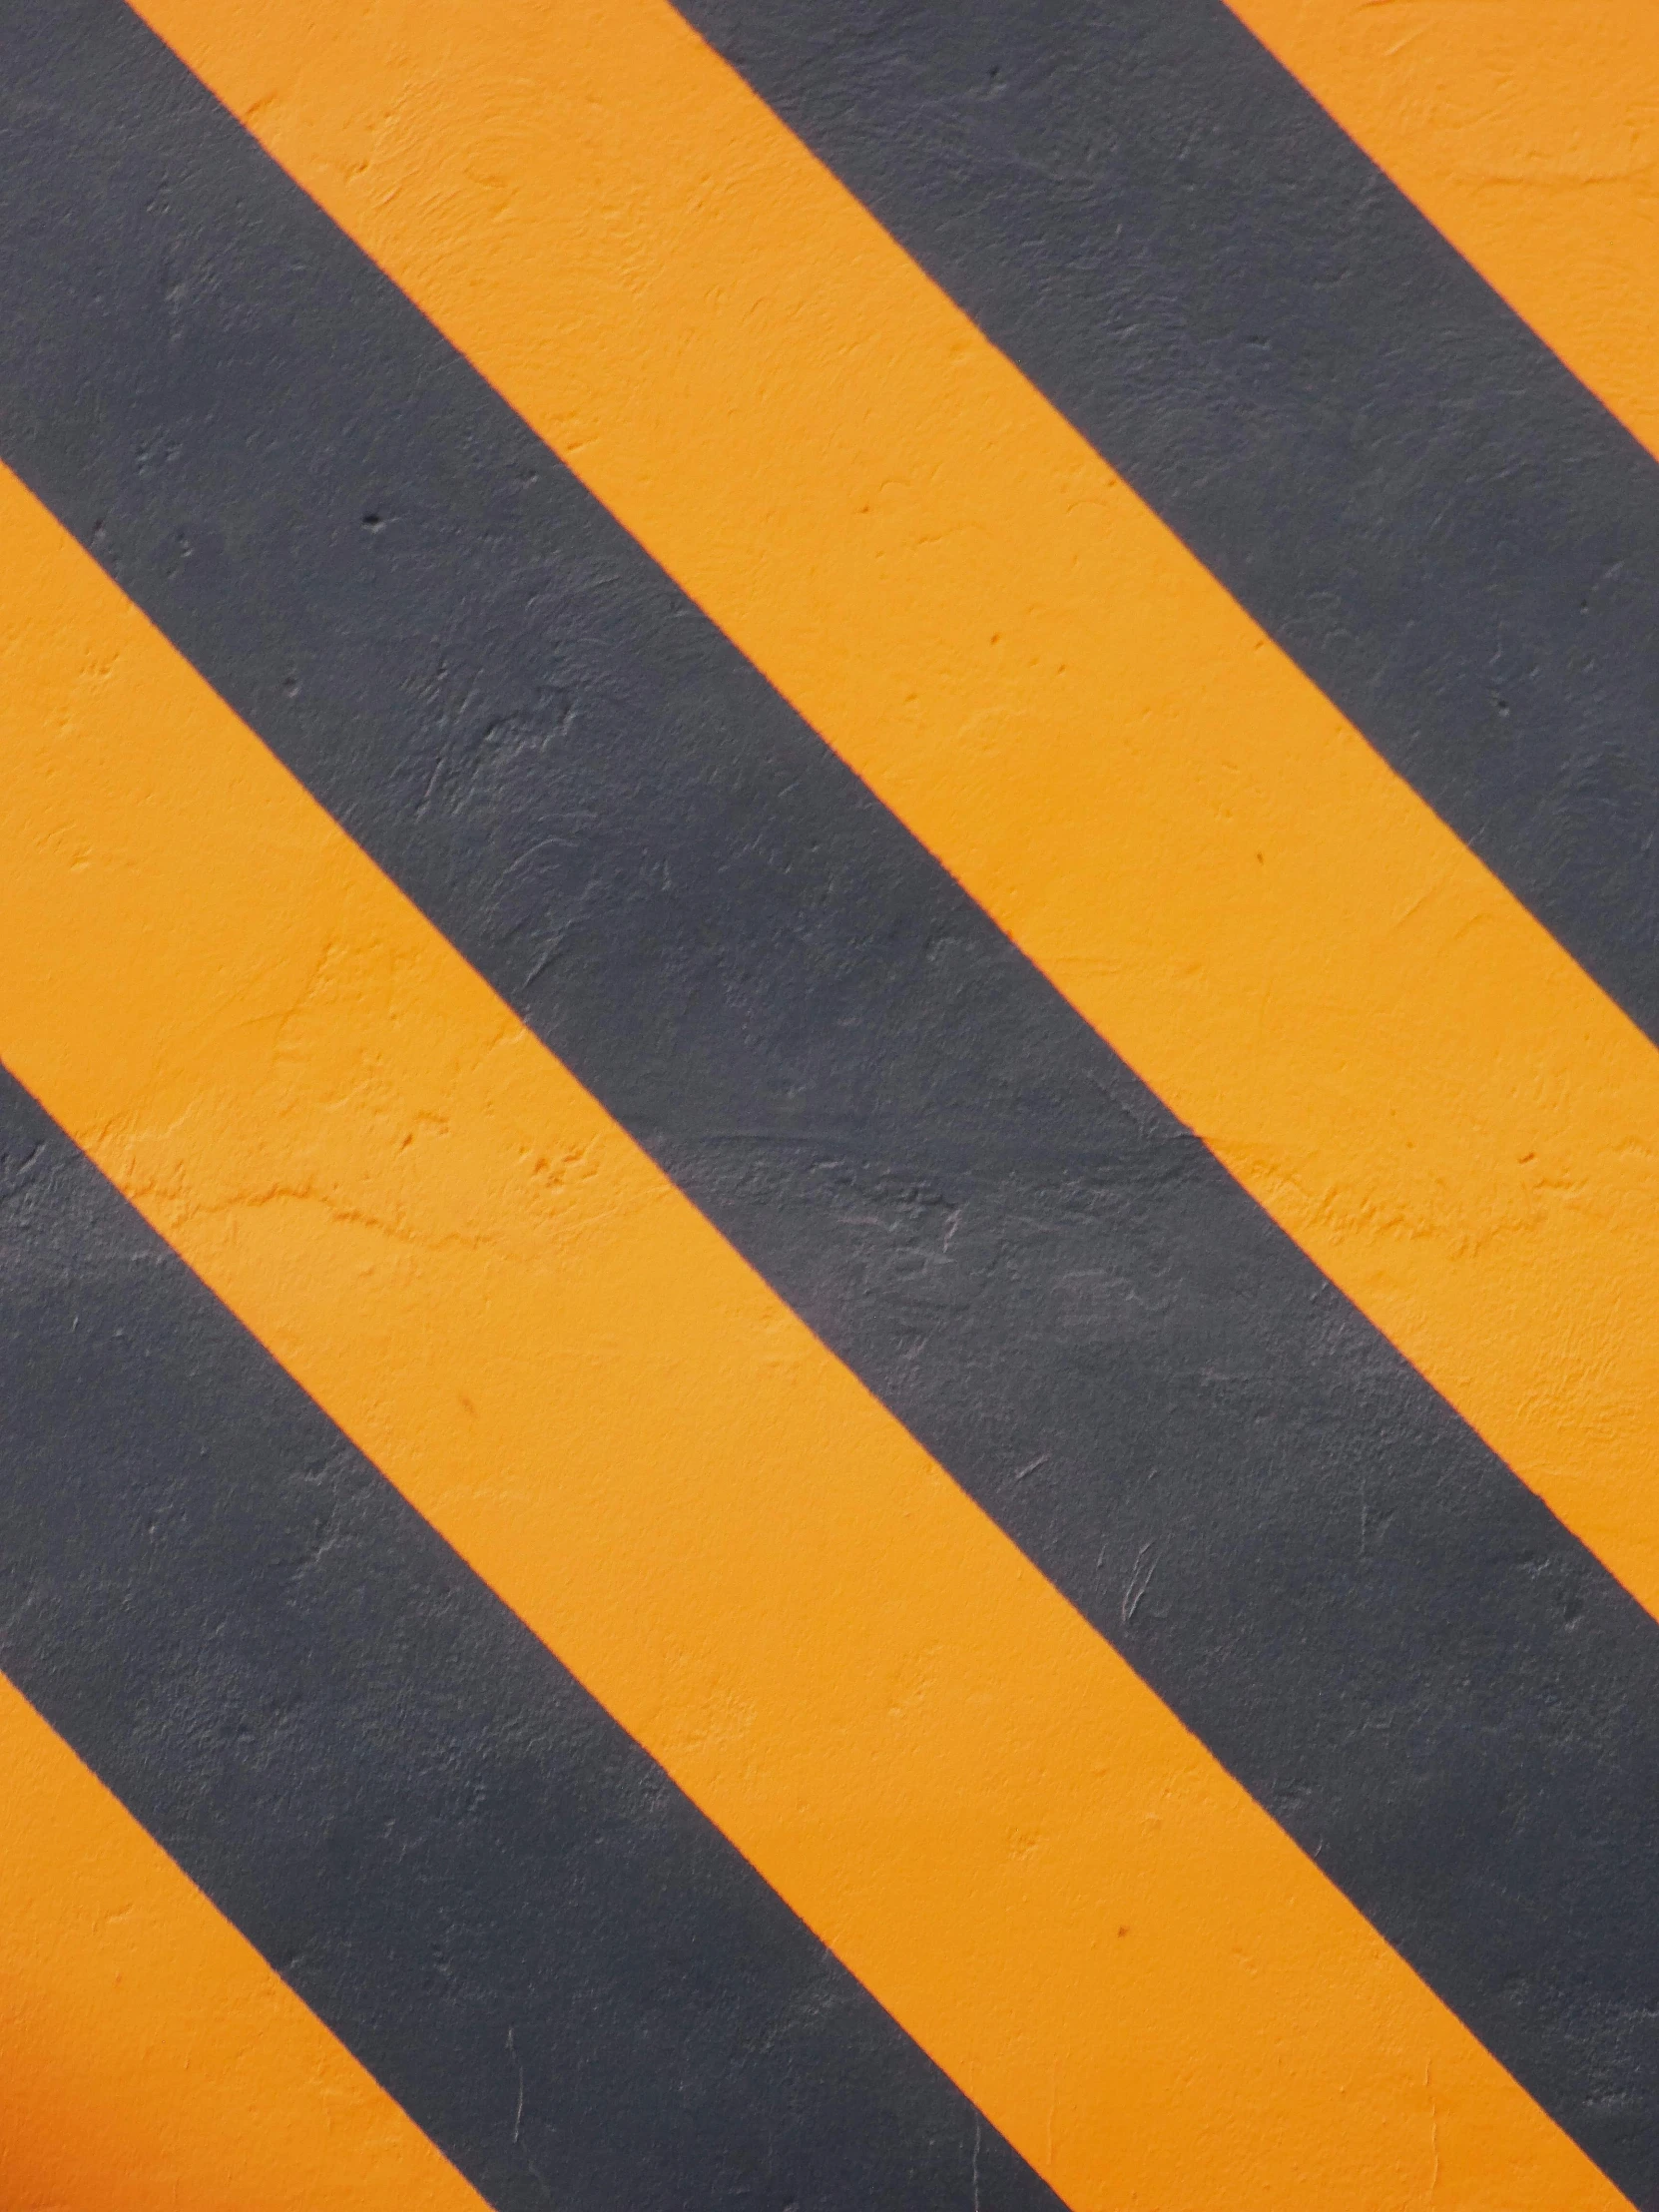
[{"left": 2, "top": 6, "right": 1657, "bottom": 2207}]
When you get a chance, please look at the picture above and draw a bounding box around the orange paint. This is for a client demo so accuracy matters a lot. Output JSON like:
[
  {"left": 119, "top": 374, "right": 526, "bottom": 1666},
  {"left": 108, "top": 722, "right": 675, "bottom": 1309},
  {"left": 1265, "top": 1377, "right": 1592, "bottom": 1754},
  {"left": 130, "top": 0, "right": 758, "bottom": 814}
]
[
  {"left": 0, "top": 1671, "right": 480, "bottom": 2212},
  {"left": 129, "top": 0, "right": 1659, "bottom": 1639},
  {"left": 0, "top": 466, "right": 1620, "bottom": 2207},
  {"left": 1226, "top": 0, "right": 1659, "bottom": 466}
]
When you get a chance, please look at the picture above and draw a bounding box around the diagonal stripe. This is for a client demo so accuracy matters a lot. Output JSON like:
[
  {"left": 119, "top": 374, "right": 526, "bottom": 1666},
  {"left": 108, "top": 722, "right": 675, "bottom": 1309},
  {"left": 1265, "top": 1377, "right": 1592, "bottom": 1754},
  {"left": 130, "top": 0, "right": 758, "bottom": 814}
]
[
  {"left": 1225, "top": 0, "right": 1659, "bottom": 467},
  {"left": 662, "top": 7, "right": 1659, "bottom": 1064},
  {"left": 3, "top": 8, "right": 1659, "bottom": 2193},
  {"left": 127, "top": 0, "right": 1659, "bottom": 1652},
  {"left": 0, "top": 1681, "right": 481, "bottom": 2212},
  {"left": 0, "top": 1067, "right": 1056, "bottom": 2212},
  {"left": 0, "top": 464, "right": 1604, "bottom": 2212}
]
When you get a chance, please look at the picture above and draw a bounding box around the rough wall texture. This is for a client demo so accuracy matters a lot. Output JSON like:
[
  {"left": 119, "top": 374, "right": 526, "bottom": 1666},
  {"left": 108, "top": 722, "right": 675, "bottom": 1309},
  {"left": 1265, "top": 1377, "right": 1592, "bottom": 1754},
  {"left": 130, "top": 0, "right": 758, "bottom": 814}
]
[{"left": 1, "top": 6, "right": 1656, "bottom": 2209}]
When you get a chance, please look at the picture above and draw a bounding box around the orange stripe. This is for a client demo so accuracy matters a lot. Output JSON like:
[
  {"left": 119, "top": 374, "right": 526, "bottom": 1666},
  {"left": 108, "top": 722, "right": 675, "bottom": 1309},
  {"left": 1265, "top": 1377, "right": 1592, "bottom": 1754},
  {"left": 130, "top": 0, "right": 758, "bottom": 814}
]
[
  {"left": 1225, "top": 0, "right": 1659, "bottom": 466},
  {"left": 0, "top": 455, "right": 1616, "bottom": 2206},
  {"left": 0, "top": 1672, "right": 480, "bottom": 2212},
  {"left": 128, "top": 0, "right": 1659, "bottom": 1636}
]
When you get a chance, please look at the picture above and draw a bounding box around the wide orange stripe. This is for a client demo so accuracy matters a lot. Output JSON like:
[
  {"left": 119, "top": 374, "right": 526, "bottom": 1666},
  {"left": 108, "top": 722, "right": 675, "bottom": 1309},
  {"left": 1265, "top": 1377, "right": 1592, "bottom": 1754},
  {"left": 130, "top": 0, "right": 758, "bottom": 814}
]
[
  {"left": 1226, "top": 0, "right": 1659, "bottom": 466},
  {"left": 0, "top": 464, "right": 1615, "bottom": 2207},
  {"left": 0, "top": 1674, "right": 480, "bottom": 2212},
  {"left": 130, "top": 0, "right": 1659, "bottom": 1636}
]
